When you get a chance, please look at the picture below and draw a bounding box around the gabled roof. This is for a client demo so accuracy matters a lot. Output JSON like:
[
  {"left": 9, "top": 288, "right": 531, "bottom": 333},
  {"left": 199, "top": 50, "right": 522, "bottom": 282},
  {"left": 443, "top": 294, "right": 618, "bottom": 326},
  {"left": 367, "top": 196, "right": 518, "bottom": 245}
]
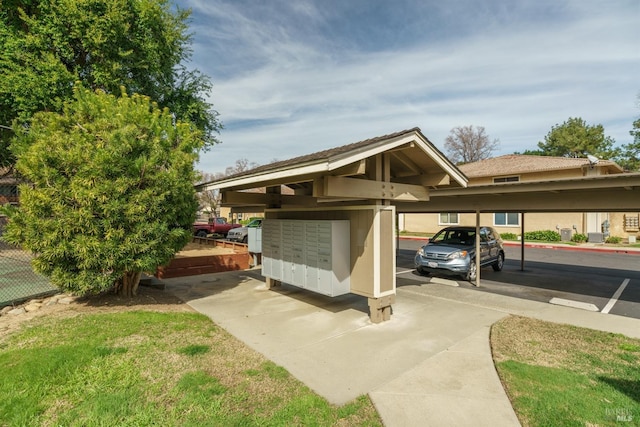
[
  {"left": 458, "top": 154, "right": 624, "bottom": 178},
  {"left": 201, "top": 128, "right": 467, "bottom": 192}
]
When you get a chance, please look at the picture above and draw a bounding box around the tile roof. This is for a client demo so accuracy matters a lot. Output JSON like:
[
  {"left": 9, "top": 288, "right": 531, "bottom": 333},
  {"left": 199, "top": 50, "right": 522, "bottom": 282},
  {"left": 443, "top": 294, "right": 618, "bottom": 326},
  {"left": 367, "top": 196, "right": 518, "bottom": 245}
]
[{"left": 458, "top": 154, "right": 623, "bottom": 178}]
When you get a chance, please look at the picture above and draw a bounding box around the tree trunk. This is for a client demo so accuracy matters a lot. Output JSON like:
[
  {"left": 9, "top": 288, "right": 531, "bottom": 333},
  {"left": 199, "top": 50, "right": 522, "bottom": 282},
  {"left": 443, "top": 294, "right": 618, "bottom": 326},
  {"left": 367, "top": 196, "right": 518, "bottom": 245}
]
[{"left": 115, "top": 271, "right": 142, "bottom": 297}]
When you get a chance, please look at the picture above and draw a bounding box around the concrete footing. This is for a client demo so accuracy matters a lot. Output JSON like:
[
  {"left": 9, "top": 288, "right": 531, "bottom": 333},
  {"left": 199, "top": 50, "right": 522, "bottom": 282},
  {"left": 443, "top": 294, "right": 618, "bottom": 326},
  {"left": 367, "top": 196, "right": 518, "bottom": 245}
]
[{"left": 368, "top": 295, "right": 396, "bottom": 323}]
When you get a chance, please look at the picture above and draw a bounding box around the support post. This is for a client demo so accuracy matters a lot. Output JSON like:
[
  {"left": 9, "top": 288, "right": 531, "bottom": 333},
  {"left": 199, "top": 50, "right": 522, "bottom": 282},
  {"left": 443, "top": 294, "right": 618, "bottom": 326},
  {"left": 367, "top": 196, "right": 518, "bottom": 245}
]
[
  {"left": 396, "top": 211, "right": 400, "bottom": 256},
  {"left": 521, "top": 212, "right": 525, "bottom": 271},
  {"left": 266, "top": 185, "right": 281, "bottom": 209},
  {"left": 266, "top": 277, "right": 280, "bottom": 289},
  {"left": 475, "top": 211, "right": 481, "bottom": 287},
  {"left": 368, "top": 295, "right": 395, "bottom": 323}
]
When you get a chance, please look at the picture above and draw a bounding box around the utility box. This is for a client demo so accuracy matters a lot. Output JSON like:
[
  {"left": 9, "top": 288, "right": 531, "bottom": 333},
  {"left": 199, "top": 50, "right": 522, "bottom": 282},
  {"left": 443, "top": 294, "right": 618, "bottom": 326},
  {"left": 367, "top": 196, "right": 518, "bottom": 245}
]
[
  {"left": 588, "top": 232, "right": 604, "bottom": 243},
  {"left": 560, "top": 228, "right": 572, "bottom": 242},
  {"left": 248, "top": 227, "right": 262, "bottom": 253}
]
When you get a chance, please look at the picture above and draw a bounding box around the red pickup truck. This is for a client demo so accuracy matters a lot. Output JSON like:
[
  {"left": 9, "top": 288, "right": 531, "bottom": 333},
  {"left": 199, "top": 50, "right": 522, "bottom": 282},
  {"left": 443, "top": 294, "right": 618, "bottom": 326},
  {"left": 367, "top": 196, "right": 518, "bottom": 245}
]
[{"left": 193, "top": 217, "right": 241, "bottom": 238}]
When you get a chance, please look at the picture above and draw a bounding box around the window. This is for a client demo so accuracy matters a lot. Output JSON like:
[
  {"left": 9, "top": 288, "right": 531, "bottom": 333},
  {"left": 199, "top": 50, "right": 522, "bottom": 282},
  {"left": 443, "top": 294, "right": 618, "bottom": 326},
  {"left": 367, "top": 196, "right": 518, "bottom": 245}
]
[
  {"left": 439, "top": 213, "right": 459, "bottom": 225},
  {"left": 494, "top": 176, "right": 519, "bottom": 183},
  {"left": 494, "top": 212, "right": 519, "bottom": 226}
]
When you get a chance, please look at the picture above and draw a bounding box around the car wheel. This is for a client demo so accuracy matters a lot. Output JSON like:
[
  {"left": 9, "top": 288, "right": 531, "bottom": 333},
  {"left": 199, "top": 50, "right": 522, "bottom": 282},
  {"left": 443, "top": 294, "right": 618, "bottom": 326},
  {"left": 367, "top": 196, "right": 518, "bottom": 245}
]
[
  {"left": 196, "top": 230, "right": 208, "bottom": 238},
  {"left": 242, "top": 235, "right": 248, "bottom": 243},
  {"left": 465, "top": 260, "right": 477, "bottom": 282},
  {"left": 416, "top": 267, "right": 428, "bottom": 276},
  {"left": 492, "top": 252, "right": 504, "bottom": 271}
]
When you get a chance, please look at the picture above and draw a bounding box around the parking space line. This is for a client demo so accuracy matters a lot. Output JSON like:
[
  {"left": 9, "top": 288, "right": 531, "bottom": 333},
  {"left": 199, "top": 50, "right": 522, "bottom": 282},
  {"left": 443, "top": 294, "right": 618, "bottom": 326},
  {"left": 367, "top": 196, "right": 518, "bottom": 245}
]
[
  {"left": 429, "top": 277, "right": 459, "bottom": 287},
  {"left": 549, "top": 298, "right": 599, "bottom": 312},
  {"left": 601, "top": 279, "right": 631, "bottom": 314},
  {"left": 395, "top": 269, "right": 414, "bottom": 275}
]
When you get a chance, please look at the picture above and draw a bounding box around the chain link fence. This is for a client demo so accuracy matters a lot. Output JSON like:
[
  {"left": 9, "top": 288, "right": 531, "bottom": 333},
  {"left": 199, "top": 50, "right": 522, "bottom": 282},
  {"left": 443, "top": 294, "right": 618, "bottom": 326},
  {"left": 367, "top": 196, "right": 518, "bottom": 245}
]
[{"left": 1, "top": 185, "right": 57, "bottom": 307}]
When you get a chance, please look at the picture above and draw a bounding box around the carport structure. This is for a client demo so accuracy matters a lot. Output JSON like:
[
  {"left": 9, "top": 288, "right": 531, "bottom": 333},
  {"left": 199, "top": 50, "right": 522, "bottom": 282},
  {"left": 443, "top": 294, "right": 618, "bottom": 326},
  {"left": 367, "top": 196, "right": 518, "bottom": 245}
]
[{"left": 199, "top": 128, "right": 640, "bottom": 322}]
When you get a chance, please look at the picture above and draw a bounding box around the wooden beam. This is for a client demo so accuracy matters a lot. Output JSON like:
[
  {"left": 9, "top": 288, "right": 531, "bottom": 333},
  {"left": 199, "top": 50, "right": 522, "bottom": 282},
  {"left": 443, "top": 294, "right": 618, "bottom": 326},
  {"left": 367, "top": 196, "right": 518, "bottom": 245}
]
[
  {"left": 383, "top": 153, "right": 391, "bottom": 206},
  {"left": 374, "top": 153, "right": 383, "bottom": 181},
  {"left": 310, "top": 180, "right": 365, "bottom": 203},
  {"left": 222, "top": 191, "right": 318, "bottom": 207},
  {"left": 222, "top": 191, "right": 268, "bottom": 205},
  {"left": 395, "top": 173, "right": 450, "bottom": 187},
  {"left": 384, "top": 142, "right": 415, "bottom": 153},
  {"left": 230, "top": 205, "right": 265, "bottom": 214},
  {"left": 395, "top": 187, "right": 640, "bottom": 212},
  {"left": 431, "top": 175, "right": 640, "bottom": 196},
  {"left": 329, "top": 159, "right": 367, "bottom": 176},
  {"left": 315, "top": 176, "right": 429, "bottom": 202}
]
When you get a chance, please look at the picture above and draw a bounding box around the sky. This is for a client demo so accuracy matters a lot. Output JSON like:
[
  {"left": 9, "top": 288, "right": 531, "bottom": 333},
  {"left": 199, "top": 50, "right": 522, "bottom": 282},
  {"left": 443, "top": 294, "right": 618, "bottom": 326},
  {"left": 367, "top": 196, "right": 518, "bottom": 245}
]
[{"left": 173, "top": 0, "right": 640, "bottom": 175}]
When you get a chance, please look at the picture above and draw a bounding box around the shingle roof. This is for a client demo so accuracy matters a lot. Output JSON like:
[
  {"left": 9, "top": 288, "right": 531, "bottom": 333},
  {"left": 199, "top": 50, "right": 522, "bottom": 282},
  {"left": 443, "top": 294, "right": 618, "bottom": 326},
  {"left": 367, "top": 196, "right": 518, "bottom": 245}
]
[
  {"left": 216, "top": 127, "right": 422, "bottom": 182},
  {"left": 458, "top": 154, "right": 623, "bottom": 178}
]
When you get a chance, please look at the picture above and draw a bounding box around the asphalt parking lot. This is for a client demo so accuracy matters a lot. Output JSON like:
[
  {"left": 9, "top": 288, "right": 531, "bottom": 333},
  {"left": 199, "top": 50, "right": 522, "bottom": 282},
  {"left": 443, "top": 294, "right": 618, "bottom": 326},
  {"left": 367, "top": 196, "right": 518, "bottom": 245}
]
[{"left": 397, "top": 239, "right": 640, "bottom": 320}]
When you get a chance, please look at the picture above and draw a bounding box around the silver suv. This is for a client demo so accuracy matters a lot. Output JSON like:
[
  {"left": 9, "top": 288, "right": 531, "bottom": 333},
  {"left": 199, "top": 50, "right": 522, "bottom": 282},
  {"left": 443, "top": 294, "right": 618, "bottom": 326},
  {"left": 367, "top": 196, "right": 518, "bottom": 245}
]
[
  {"left": 414, "top": 226, "right": 505, "bottom": 281},
  {"left": 227, "top": 218, "right": 262, "bottom": 243}
]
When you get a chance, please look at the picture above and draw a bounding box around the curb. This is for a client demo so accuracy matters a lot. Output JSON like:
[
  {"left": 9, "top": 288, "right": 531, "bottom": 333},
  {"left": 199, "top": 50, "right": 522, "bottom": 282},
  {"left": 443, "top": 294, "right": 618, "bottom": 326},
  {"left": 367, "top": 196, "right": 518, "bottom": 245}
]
[
  {"left": 398, "top": 235, "right": 429, "bottom": 241},
  {"left": 501, "top": 241, "right": 640, "bottom": 255}
]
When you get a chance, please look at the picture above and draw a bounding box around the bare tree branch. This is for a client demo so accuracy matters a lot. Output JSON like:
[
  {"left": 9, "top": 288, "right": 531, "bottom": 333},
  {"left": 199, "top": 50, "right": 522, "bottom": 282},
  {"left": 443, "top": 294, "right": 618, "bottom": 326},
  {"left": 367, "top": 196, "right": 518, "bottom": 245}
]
[
  {"left": 195, "top": 158, "right": 259, "bottom": 219},
  {"left": 444, "top": 125, "right": 499, "bottom": 164}
]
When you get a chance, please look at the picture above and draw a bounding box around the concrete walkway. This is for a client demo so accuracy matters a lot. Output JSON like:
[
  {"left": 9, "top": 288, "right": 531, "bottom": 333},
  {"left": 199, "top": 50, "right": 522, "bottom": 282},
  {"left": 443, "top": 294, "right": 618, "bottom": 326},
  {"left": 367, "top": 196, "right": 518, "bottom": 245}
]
[{"left": 163, "top": 269, "right": 640, "bottom": 427}]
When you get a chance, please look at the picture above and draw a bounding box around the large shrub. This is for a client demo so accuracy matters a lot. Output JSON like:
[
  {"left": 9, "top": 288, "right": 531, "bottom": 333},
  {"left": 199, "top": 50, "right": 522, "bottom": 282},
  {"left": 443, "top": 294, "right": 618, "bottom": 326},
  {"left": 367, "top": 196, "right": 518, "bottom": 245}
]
[
  {"left": 524, "top": 230, "right": 561, "bottom": 242},
  {"left": 3, "top": 87, "right": 201, "bottom": 296},
  {"left": 571, "top": 233, "right": 587, "bottom": 243},
  {"left": 500, "top": 232, "right": 518, "bottom": 240}
]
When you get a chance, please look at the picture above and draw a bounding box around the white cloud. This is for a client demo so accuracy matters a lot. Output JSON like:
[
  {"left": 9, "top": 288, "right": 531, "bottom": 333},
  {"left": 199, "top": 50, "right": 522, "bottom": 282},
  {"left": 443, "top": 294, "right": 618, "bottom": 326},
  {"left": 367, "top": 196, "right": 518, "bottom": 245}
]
[{"left": 179, "top": 0, "right": 640, "bottom": 173}]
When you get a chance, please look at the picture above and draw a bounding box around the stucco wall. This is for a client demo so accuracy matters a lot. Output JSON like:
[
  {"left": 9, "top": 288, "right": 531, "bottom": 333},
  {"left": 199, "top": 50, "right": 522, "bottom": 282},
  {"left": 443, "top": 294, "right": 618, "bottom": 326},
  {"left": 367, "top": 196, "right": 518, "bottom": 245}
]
[
  {"left": 470, "top": 168, "right": 590, "bottom": 185},
  {"left": 401, "top": 211, "right": 634, "bottom": 239},
  {"left": 402, "top": 163, "right": 636, "bottom": 240},
  {"left": 609, "top": 212, "right": 640, "bottom": 239}
]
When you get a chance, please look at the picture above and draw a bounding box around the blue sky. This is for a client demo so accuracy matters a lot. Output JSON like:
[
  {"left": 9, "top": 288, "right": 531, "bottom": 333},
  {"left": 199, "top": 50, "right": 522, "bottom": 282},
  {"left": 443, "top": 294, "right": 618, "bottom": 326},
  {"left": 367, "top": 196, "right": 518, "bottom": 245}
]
[{"left": 174, "top": 0, "right": 640, "bottom": 174}]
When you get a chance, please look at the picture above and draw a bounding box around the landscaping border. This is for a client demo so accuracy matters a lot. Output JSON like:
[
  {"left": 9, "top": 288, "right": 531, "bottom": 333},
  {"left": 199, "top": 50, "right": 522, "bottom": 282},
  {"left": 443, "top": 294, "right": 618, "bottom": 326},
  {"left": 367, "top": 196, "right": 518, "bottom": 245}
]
[{"left": 155, "top": 238, "right": 251, "bottom": 279}]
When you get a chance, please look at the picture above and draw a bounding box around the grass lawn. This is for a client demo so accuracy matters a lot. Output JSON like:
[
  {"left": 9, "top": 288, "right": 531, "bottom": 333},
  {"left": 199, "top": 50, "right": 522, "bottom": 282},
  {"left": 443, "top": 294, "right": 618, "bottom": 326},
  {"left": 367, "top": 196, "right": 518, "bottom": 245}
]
[
  {"left": 0, "top": 309, "right": 382, "bottom": 426},
  {"left": 491, "top": 316, "right": 640, "bottom": 426},
  {"left": 4, "top": 293, "right": 640, "bottom": 427}
]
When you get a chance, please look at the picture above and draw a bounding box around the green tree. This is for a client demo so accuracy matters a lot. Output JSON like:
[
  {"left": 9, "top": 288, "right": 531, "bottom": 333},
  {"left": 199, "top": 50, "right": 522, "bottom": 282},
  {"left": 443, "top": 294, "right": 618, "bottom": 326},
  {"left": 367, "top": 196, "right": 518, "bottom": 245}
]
[
  {"left": 513, "top": 148, "right": 543, "bottom": 156},
  {"left": 0, "top": 0, "right": 220, "bottom": 168},
  {"left": 619, "top": 100, "right": 640, "bottom": 171},
  {"left": 2, "top": 87, "right": 201, "bottom": 296},
  {"left": 536, "top": 117, "right": 619, "bottom": 160}
]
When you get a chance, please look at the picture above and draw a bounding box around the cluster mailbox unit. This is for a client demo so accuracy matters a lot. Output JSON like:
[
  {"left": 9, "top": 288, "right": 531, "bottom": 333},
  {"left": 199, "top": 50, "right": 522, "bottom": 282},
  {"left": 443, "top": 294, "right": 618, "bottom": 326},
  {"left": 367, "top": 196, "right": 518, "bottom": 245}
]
[{"left": 261, "top": 219, "right": 350, "bottom": 297}]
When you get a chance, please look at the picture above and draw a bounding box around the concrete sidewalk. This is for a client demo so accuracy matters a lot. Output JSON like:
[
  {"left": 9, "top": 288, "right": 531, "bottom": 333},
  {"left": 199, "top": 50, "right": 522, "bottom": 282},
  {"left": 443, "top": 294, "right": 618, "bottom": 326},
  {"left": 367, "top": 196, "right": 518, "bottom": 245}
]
[{"left": 163, "top": 269, "right": 639, "bottom": 427}]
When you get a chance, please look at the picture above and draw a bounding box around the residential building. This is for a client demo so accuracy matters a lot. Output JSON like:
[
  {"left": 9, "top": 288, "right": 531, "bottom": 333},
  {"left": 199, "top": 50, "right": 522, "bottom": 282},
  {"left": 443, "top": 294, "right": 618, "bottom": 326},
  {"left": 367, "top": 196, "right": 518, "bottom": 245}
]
[{"left": 401, "top": 154, "right": 639, "bottom": 241}]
